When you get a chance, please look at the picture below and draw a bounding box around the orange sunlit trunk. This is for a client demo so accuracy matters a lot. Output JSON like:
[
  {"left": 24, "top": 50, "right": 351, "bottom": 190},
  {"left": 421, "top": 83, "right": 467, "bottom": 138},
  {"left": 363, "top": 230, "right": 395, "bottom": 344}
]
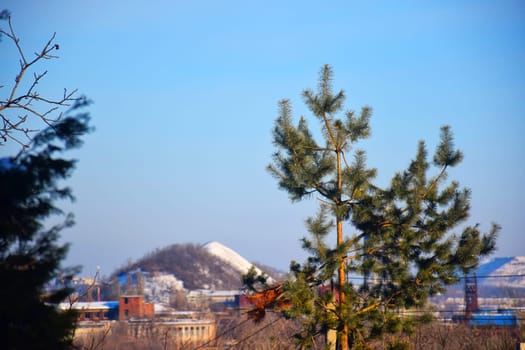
[{"left": 336, "top": 151, "right": 349, "bottom": 350}]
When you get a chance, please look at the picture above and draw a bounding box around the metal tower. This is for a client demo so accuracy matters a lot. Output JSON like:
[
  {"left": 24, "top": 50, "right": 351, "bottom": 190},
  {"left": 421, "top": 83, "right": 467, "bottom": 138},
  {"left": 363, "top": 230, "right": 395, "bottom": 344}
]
[{"left": 465, "top": 274, "right": 479, "bottom": 318}]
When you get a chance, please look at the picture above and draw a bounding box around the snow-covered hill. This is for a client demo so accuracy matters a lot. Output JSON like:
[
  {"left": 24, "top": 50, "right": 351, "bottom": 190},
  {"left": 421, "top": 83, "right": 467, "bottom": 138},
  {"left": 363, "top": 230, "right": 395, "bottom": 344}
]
[
  {"left": 143, "top": 273, "right": 184, "bottom": 304},
  {"left": 203, "top": 241, "right": 276, "bottom": 285},
  {"left": 476, "top": 256, "right": 525, "bottom": 289},
  {"left": 109, "top": 241, "right": 278, "bottom": 298},
  {"left": 203, "top": 241, "right": 270, "bottom": 280}
]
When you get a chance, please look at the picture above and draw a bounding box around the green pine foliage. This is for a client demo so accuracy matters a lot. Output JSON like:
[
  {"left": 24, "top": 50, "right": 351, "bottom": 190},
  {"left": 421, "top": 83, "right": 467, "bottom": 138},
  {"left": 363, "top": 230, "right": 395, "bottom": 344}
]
[
  {"left": 268, "top": 65, "right": 499, "bottom": 349},
  {"left": 0, "top": 99, "right": 92, "bottom": 350}
]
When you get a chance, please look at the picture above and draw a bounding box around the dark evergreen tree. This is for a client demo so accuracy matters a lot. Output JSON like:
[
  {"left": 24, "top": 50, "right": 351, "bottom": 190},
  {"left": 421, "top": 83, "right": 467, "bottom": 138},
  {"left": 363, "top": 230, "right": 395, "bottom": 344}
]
[
  {"left": 267, "top": 65, "right": 499, "bottom": 349},
  {"left": 0, "top": 99, "right": 92, "bottom": 350}
]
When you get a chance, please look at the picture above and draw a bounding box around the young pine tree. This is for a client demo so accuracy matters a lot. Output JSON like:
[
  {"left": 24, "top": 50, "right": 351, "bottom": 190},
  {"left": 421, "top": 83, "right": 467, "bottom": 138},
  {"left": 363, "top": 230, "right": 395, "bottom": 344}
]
[
  {"left": 0, "top": 99, "right": 92, "bottom": 350},
  {"left": 267, "top": 65, "right": 499, "bottom": 350}
]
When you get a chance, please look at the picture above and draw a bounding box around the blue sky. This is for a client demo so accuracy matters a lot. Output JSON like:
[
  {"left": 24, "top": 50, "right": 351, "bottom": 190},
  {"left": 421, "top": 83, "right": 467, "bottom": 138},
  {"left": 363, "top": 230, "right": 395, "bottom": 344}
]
[{"left": 1, "top": 1, "right": 524, "bottom": 277}]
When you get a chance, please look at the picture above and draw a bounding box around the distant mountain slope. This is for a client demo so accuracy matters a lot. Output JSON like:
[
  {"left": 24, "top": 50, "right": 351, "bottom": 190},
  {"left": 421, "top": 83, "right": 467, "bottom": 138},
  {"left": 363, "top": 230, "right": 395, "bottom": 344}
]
[
  {"left": 438, "top": 256, "right": 525, "bottom": 299},
  {"left": 476, "top": 256, "right": 525, "bottom": 289},
  {"left": 111, "top": 242, "right": 278, "bottom": 291},
  {"left": 476, "top": 257, "right": 514, "bottom": 277}
]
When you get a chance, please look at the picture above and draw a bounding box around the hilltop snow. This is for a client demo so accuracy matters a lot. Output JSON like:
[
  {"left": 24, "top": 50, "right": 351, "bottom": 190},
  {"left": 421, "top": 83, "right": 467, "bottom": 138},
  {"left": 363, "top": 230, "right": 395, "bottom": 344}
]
[{"left": 203, "top": 241, "right": 274, "bottom": 284}]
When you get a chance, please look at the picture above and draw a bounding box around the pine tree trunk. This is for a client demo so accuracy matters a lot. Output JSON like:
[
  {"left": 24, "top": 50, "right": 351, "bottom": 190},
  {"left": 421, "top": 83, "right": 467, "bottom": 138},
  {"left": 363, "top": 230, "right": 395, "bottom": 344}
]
[
  {"left": 338, "top": 217, "right": 349, "bottom": 350},
  {"left": 336, "top": 151, "right": 349, "bottom": 350}
]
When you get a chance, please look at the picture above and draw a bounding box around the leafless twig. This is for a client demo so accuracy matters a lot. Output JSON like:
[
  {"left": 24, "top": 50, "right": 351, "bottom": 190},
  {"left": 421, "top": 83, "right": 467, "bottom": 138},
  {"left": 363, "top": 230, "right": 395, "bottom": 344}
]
[
  {"left": 0, "top": 16, "right": 79, "bottom": 148},
  {"left": 67, "top": 269, "right": 101, "bottom": 308}
]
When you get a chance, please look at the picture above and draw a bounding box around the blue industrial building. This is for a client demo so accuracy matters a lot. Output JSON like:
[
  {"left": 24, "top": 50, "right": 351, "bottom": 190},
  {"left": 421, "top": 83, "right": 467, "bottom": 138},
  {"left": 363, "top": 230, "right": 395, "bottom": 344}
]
[{"left": 469, "top": 309, "right": 520, "bottom": 328}]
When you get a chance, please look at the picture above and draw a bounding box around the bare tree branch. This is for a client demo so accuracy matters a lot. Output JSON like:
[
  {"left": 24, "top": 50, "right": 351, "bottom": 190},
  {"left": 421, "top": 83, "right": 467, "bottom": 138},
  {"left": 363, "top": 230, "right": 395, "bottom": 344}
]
[{"left": 0, "top": 16, "right": 79, "bottom": 148}]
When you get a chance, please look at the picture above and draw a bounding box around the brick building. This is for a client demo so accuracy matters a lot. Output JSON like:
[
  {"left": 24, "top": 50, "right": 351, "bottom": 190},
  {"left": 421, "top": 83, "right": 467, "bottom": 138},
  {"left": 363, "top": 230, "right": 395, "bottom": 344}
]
[
  {"left": 60, "top": 295, "right": 154, "bottom": 322},
  {"left": 119, "top": 295, "right": 154, "bottom": 320}
]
